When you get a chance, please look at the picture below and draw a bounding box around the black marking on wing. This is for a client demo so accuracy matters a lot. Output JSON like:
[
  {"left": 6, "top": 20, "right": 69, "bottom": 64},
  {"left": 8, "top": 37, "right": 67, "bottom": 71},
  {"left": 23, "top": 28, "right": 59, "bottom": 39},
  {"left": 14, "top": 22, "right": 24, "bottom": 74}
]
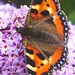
[
  {"left": 53, "top": 0, "right": 59, "bottom": 11},
  {"left": 26, "top": 48, "right": 34, "bottom": 54},
  {"left": 44, "top": 0, "right": 47, "bottom": 2},
  {"left": 41, "top": 72, "right": 49, "bottom": 75},
  {"left": 36, "top": 53, "right": 45, "bottom": 60},
  {"left": 26, "top": 56, "right": 36, "bottom": 67},
  {"left": 40, "top": 63, "right": 44, "bottom": 66},
  {"left": 27, "top": 68, "right": 36, "bottom": 75},
  {"left": 46, "top": 4, "right": 50, "bottom": 7},
  {"left": 31, "top": 9, "right": 38, "bottom": 15},
  {"left": 49, "top": 65, "right": 53, "bottom": 74},
  {"left": 40, "top": 10, "right": 49, "bottom": 16},
  {"left": 42, "top": 50, "right": 51, "bottom": 58}
]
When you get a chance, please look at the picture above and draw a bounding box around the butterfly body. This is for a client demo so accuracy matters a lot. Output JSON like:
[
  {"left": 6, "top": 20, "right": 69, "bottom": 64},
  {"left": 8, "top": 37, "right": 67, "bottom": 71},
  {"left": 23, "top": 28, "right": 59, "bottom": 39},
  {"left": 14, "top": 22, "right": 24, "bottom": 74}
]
[{"left": 18, "top": 0, "right": 69, "bottom": 75}]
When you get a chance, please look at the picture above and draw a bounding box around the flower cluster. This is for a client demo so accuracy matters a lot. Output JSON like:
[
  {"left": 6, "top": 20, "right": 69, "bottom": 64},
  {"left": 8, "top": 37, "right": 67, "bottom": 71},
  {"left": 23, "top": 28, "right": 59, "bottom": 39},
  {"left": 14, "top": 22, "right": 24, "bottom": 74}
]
[
  {"left": 53, "top": 21, "right": 75, "bottom": 75},
  {"left": 0, "top": 3, "right": 29, "bottom": 75},
  {"left": 0, "top": 3, "right": 29, "bottom": 33}
]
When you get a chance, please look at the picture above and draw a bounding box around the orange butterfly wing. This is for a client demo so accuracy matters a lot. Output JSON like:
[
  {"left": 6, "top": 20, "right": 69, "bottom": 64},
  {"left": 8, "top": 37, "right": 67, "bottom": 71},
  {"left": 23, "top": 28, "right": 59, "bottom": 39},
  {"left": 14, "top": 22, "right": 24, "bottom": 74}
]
[
  {"left": 18, "top": 0, "right": 69, "bottom": 75},
  {"left": 30, "top": 0, "right": 59, "bottom": 18},
  {"left": 26, "top": 45, "right": 52, "bottom": 75}
]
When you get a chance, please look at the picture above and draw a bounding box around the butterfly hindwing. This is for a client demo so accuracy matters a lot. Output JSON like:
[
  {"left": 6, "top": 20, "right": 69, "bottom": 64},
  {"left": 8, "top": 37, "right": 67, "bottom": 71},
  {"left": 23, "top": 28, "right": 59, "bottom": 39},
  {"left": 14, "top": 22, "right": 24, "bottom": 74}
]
[{"left": 23, "top": 37, "right": 53, "bottom": 75}]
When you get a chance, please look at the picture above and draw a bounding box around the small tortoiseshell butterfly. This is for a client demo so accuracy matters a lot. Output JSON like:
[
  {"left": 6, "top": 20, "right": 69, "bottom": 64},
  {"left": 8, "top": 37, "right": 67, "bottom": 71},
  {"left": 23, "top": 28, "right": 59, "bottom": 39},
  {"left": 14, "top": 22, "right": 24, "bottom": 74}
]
[{"left": 18, "top": 0, "right": 69, "bottom": 75}]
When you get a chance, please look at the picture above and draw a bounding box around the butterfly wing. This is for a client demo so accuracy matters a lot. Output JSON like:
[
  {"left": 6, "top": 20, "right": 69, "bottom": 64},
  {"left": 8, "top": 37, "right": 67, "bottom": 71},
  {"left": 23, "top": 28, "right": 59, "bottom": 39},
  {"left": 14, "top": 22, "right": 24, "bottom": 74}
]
[
  {"left": 20, "top": 0, "right": 69, "bottom": 75},
  {"left": 23, "top": 37, "right": 53, "bottom": 75},
  {"left": 30, "top": 0, "right": 60, "bottom": 18}
]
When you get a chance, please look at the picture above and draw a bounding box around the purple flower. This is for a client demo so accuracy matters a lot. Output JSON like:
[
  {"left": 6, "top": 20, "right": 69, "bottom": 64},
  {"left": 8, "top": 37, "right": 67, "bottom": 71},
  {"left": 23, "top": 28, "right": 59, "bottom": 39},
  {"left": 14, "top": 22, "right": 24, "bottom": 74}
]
[
  {"left": 0, "top": 32, "right": 28, "bottom": 74},
  {"left": 0, "top": 1, "right": 4, "bottom": 5},
  {"left": 0, "top": 4, "right": 29, "bottom": 34},
  {"left": 0, "top": 3, "right": 29, "bottom": 75}
]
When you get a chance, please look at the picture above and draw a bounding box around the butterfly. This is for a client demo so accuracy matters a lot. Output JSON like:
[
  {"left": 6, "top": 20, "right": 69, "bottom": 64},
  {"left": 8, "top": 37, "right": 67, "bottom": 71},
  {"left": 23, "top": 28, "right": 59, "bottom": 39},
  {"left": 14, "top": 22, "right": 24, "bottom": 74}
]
[{"left": 18, "top": 0, "right": 69, "bottom": 75}]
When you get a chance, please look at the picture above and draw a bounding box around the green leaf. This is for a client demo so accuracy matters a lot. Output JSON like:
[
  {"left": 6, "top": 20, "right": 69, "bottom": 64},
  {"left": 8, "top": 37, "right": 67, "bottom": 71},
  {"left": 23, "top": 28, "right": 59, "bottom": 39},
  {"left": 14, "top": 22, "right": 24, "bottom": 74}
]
[{"left": 68, "top": 10, "right": 75, "bottom": 24}]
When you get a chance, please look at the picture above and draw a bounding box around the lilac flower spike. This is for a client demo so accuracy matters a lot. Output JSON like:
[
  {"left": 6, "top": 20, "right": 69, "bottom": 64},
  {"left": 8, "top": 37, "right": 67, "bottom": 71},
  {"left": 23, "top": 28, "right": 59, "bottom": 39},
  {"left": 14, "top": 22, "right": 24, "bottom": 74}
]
[
  {"left": 0, "top": 3, "right": 29, "bottom": 75},
  {"left": 53, "top": 21, "right": 75, "bottom": 75}
]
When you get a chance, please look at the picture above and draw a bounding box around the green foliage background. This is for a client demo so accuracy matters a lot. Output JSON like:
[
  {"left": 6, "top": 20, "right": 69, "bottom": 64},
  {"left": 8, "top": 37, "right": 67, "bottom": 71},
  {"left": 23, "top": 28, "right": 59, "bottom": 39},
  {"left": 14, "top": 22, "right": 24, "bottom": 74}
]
[{"left": 2, "top": 0, "right": 75, "bottom": 24}]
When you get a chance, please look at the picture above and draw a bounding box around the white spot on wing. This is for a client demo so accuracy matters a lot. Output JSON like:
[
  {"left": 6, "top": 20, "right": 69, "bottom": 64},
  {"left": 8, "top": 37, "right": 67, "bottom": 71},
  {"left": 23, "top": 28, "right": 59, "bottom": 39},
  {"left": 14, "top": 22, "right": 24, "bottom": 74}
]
[
  {"left": 42, "top": 59, "right": 48, "bottom": 65},
  {"left": 26, "top": 53, "right": 34, "bottom": 60},
  {"left": 47, "top": 8, "right": 53, "bottom": 14},
  {"left": 27, "top": 64, "right": 36, "bottom": 71},
  {"left": 32, "top": 5, "right": 40, "bottom": 10}
]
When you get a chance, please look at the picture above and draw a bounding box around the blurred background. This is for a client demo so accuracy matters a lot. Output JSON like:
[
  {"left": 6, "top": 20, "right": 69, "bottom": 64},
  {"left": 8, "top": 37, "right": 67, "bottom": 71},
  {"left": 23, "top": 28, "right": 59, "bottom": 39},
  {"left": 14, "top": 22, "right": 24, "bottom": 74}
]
[{"left": 1, "top": 0, "right": 75, "bottom": 24}]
